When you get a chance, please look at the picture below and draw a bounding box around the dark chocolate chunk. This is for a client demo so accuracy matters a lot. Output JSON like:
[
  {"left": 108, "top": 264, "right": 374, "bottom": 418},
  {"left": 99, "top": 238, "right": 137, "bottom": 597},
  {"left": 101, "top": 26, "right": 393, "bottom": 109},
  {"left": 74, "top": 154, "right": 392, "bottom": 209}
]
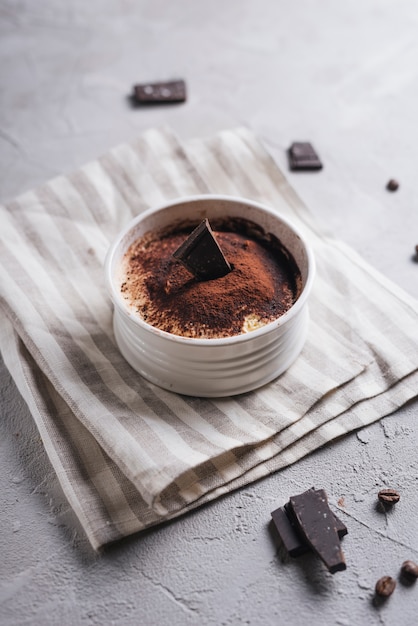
[
  {"left": 285, "top": 501, "right": 347, "bottom": 539},
  {"left": 271, "top": 490, "right": 347, "bottom": 559},
  {"left": 172, "top": 218, "right": 232, "bottom": 281},
  {"left": 271, "top": 506, "right": 308, "bottom": 557},
  {"left": 288, "top": 488, "right": 346, "bottom": 573},
  {"left": 288, "top": 142, "right": 323, "bottom": 171},
  {"left": 133, "top": 80, "right": 186, "bottom": 104}
]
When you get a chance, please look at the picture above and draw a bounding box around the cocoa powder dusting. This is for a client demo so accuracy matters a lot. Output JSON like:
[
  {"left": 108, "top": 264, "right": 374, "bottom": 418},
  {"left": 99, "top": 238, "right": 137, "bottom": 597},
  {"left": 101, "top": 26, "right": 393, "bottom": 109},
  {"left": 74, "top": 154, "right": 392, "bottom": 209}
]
[{"left": 120, "top": 218, "right": 301, "bottom": 338}]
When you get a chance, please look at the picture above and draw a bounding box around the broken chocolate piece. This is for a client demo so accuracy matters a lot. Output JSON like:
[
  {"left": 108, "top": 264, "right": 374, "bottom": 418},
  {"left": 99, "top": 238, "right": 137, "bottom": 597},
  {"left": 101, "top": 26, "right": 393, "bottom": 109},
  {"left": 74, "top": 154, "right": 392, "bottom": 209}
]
[
  {"left": 133, "top": 80, "right": 186, "bottom": 104},
  {"left": 288, "top": 488, "right": 346, "bottom": 573},
  {"left": 284, "top": 502, "right": 347, "bottom": 540},
  {"left": 271, "top": 506, "right": 308, "bottom": 557},
  {"left": 271, "top": 494, "right": 347, "bottom": 558},
  {"left": 288, "top": 142, "right": 323, "bottom": 171},
  {"left": 172, "top": 218, "right": 232, "bottom": 280}
]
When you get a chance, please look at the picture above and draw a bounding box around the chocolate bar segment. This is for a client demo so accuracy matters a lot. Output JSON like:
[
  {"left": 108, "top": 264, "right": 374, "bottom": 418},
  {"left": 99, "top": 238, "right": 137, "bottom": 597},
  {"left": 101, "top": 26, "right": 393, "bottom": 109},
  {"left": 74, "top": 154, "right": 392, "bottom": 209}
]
[
  {"left": 271, "top": 500, "right": 347, "bottom": 558},
  {"left": 288, "top": 142, "right": 323, "bottom": 171},
  {"left": 284, "top": 502, "right": 347, "bottom": 540},
  {"left": 271, "top": 506, "right": 308, "bottom": 557},
  {"left": 133, "top": 80, "right": 186, "bottom": 104},
  {"left": 172, "top": 218, "right": 232, "bottom": 281},
  {"left": 288, "top": 488, "right": 346, "bottom": 573}
]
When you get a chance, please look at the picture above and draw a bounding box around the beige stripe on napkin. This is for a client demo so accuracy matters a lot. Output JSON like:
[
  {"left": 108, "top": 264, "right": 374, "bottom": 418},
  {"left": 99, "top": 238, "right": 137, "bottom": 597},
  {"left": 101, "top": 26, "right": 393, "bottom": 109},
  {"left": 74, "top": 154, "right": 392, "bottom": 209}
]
[{"left": 1, "top": 127, "right": 418, "bottom": 549}]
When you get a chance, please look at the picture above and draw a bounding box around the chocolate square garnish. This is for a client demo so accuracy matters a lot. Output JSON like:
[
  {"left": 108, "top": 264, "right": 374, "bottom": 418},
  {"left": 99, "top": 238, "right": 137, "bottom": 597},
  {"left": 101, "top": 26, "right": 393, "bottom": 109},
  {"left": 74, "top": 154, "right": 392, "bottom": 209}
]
[
  {"left": 133, "top": 80, "right": 187, "bottom": 104},
  {"left": 271, "top": 488, "right": 347, "bottom": 574},
  {"left": 288, "top": 142, "right": 323, "bottom": 171},
  {"left": 172, "top": 218, "right": 231, "bottom": 281},
  {"left": 271, "top": 506, "right": 308, "bottom": 557},
  {"left": 288, "top": 488, "right": 346, "bottom": 573}
]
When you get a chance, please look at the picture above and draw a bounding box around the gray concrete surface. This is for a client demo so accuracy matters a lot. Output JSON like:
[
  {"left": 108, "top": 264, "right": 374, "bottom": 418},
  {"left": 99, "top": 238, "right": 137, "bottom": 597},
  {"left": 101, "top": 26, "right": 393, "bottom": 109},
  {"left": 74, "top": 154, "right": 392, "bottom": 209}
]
[{"left": 1, "top": 1, "right": 418, "bottom": 624}]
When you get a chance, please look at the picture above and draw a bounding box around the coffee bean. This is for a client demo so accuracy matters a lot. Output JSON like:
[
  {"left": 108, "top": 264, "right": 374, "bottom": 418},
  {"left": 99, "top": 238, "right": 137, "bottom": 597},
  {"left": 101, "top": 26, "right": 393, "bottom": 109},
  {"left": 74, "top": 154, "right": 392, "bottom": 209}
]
[
  {"left": 378, "top": 488, "right": 400, "bottom": 505},
  {"left": 375, "top": 575, "right": 396, "bottom": 597},
  {"left": 386, "top": 179, "right": 399, "bottom": 191},
  {"left": 401, "top": 560, "right": 418, "bottom": 580}
]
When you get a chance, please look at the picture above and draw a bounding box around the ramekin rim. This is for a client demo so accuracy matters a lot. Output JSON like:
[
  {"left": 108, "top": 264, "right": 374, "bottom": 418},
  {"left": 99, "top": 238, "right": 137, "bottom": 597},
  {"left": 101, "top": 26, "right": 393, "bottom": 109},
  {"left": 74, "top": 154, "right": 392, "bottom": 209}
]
[{"left": 104, "top": 194, "right": 316, "bottom": 346}]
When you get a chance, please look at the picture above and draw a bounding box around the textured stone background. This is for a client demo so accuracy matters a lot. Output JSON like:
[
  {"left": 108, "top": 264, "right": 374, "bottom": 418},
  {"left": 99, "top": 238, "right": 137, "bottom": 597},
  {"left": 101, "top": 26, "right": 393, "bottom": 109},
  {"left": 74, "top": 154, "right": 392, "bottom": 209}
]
[{"left": 1, "top": 1, "right": 418, "bottom": 624}]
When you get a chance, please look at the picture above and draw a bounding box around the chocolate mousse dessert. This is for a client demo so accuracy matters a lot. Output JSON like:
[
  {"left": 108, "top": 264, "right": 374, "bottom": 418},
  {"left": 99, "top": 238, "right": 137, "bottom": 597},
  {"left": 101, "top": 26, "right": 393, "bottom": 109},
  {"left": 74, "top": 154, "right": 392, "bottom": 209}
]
[{"left": 119, "top": 217, "right": 302, "bottom": 339}]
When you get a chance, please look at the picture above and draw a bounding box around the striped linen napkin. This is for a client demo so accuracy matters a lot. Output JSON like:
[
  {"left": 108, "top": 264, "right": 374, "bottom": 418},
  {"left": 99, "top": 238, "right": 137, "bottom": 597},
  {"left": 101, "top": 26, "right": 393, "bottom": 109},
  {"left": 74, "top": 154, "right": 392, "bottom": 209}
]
[{"left": 1, "top": 127, "right": 418, "bottom": 550}]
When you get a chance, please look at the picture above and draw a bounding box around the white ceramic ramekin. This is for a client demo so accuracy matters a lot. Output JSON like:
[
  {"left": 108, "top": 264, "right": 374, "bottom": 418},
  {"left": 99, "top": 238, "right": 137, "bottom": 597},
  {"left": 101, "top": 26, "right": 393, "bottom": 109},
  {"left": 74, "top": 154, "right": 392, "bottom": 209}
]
[{"left": 105, "top": 195, "right": 315, "bottom": 397}]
